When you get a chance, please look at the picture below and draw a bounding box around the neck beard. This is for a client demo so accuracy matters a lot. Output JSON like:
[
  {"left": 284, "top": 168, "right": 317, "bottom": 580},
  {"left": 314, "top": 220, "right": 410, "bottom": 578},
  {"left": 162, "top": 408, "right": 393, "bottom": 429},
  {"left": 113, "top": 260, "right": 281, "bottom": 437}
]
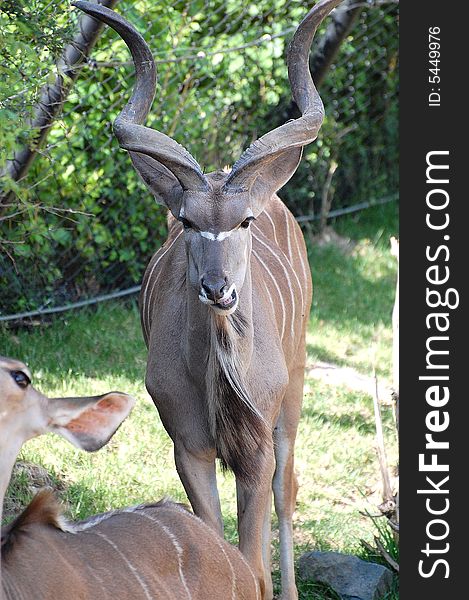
[{"left": 206, "top": 311, "right": 268, "bottom": 487}]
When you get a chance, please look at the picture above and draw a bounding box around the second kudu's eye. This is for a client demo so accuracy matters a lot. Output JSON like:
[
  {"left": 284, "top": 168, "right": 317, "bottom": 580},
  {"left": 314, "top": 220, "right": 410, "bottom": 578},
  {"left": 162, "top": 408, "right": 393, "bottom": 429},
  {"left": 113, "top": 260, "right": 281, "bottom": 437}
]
[{"left": 11, "top": 370, "right": 31, "bottom": 389}]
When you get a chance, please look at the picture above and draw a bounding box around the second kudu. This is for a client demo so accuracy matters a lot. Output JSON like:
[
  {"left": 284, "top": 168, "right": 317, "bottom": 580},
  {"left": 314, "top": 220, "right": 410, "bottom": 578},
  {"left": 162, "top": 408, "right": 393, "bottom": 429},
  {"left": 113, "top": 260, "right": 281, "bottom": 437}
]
[
  {"left": 74, "top": 0, "right": 342, "bottom": 597},
  {"left": 0, "top": 357, "right": 258, "bottom": 599}
]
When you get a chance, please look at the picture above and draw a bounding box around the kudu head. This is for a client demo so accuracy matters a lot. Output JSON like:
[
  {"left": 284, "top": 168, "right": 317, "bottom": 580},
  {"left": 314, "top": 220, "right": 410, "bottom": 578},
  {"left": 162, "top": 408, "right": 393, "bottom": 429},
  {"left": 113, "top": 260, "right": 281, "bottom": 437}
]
[
  {"left": 73, "top": 0, "right": 341, "bottom": 315},
  {"left": 0, "top": 356, "right": 135, "bottom": 462},
  {"left": 0, "top": 356, "right": 134, "bottom": 597}
]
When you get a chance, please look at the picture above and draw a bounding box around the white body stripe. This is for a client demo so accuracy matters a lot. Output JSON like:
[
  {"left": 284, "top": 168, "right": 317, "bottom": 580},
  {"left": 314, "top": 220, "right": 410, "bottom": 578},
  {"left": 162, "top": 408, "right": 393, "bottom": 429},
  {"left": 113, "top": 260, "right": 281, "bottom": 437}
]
[
  {"left": 288, "top": 260, "right": 304, "bottom": 317},
  {"left": 283, "top": 209, "right": 293, "bottom": 263},
  {"left": 264, "top": 210, "right": 279, "bottom": 245},
  {"left": 253, "top": 229, "right": 296, "bottom": 337},
  {"left": 164, "top": 502, "right": 259, "bottom": 600},
  {"left": 142, "top": 230, "right": 183, "bottom": 339},
  {"left": 213, "top": 535, "right": 237, "bottom": 600},
  {"left": 138, "top": 511, "right": 192, "bottom": 600},
  {"left": 252, "top": 249, "right": 286, "bottom": 339},
  {"left": 278, "top": 216, "right": 305, "bottom": 315},
  {"left": 93, "top": 531, "right": 154, "bottom": 600},
  {"left": 293, "top": 227, "right": 309, "bottom": 288},
  {"left": 262, "top": 276, "right": 276, "bottom": 316}
]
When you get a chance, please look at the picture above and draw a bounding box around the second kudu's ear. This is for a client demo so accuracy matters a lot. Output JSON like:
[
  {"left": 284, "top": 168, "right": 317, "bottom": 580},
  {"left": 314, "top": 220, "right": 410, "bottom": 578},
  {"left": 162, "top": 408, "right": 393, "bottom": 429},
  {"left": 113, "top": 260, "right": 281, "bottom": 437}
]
[{"left": 47, "top": 392, "right": 136, "bottom": 452}]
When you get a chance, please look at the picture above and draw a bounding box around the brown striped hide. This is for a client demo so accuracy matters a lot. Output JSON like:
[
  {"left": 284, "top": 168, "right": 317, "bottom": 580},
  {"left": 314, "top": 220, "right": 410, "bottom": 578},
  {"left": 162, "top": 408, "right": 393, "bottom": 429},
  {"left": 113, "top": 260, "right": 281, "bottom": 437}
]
[{"left": 2, "top": 493, "right": 258, "bottom": 600}]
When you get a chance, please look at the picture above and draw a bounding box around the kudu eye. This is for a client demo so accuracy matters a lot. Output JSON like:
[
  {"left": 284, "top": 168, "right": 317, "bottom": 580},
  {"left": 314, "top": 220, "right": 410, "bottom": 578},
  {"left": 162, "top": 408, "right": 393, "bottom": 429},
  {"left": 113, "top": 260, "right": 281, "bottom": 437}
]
[
  {"left": 240, "top": 217, "right": 255, "bottom": 229},
  {"left": 11, "top": 370, "right": 31, "bottom": 389},
  {"left": 180, "top": 217, "right": 193, "bottom": 230}
]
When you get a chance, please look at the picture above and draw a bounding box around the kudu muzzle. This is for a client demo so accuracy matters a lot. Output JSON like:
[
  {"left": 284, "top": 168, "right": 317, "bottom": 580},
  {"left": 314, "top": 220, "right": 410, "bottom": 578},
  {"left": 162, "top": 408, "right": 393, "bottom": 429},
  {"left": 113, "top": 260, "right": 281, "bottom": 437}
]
[{"left": 199, "top": 274, "right": 238, "bottom": 314}]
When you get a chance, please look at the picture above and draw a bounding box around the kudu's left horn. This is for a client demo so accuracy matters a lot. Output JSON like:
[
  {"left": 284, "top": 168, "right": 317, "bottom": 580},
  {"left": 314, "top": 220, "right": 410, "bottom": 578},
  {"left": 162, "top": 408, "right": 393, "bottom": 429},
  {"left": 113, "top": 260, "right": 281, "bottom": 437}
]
[{"left": 72, "top": 1, "right": 207, "bottom": 192}]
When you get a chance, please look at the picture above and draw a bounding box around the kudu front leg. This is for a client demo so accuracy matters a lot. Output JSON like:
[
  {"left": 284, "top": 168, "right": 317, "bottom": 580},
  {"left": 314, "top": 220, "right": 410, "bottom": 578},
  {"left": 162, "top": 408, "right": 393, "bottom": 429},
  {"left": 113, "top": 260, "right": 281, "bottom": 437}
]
[
  {"left": 272, "top": 433, "right": 299, "bottom": 600},
  {"left": 237, "top": 447, "right": 275, "bottom": 600},
  {"left": 174, "top": 441, "right": 224, "bottom": 536},
  {"left": 272, "top": 395, "right": 303, "bottom": 600}
]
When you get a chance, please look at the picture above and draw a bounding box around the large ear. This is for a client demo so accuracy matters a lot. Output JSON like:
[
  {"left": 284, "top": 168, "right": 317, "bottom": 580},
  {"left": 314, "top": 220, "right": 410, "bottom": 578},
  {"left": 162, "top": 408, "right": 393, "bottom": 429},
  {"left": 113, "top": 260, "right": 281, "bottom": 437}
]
[
  {"left": 226, "top": 146, "right": 303, "bottom": 216},
  {"left": 47, "top": 392, "right": 136, "bottom": 452},
  {"left": 129, "top": 151, "right": 184, "bottom": 217}
]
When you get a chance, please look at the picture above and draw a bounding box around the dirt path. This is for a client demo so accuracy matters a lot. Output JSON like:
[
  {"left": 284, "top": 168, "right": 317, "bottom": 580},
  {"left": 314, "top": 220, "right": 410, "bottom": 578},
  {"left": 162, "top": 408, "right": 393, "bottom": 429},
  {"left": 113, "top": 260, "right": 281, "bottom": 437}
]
[{"left": 307, "top": 360, "right": 392, "bottom": 403}]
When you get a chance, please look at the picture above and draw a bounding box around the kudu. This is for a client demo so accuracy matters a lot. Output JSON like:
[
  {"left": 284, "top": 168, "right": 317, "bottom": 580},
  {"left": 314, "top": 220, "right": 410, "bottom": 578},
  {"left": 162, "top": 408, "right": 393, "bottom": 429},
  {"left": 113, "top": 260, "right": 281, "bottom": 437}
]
[
  {"left": 73, "top": 1, "right": 342, "bottom": 598},
  {"left": 0, "top": 357, "right": 258, "bottom": 599}
]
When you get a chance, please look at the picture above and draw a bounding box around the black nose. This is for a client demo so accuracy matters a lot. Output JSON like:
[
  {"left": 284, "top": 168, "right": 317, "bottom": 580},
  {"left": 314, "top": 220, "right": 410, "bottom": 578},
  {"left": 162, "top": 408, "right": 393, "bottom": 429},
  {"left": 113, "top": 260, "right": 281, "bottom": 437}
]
[{"left": 201, "top": 275, "right": 227, "bottom": 302}]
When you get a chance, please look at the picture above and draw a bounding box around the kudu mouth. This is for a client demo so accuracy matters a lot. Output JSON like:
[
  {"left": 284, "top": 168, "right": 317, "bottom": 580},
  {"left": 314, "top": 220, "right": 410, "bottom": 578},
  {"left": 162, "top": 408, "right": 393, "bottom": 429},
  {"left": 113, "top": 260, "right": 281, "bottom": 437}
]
[{"left": 199, "top": 283, "right": 238, "bottom": 315}]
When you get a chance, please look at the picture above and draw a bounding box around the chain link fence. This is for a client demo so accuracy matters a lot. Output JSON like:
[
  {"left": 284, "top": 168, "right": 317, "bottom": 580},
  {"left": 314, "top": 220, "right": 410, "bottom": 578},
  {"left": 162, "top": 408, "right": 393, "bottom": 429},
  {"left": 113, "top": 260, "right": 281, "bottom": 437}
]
[{"left": 0, "top": 0, "right": 398, "bottom": 320}]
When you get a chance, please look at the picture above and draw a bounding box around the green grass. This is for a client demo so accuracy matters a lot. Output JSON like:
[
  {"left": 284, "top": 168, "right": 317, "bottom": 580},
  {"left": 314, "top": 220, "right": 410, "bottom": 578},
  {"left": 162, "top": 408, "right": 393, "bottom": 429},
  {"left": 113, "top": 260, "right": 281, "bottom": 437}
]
[{"left": 1, "top": 202, "right": 398, "bottom": 599}]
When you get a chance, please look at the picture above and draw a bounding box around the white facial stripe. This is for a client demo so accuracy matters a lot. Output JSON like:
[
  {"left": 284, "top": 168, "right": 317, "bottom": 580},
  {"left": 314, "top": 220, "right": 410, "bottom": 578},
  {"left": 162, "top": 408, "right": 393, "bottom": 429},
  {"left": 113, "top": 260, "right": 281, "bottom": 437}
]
[{"left": 199, "top": 230, "right": 234, "bottom": 241}]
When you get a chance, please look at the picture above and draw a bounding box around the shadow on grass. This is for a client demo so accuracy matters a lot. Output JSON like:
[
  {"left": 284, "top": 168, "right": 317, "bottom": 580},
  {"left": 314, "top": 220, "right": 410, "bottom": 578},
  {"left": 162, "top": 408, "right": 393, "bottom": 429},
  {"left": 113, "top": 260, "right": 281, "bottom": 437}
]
[
  {"left": 0, "top": 299, "right": 147, "bottom": 387},
  {"left": 302, "top": 406, "right": 376, "bottom": 436},
  {"left": 306, "top": 344, "right": 352, "bottom": 369}
]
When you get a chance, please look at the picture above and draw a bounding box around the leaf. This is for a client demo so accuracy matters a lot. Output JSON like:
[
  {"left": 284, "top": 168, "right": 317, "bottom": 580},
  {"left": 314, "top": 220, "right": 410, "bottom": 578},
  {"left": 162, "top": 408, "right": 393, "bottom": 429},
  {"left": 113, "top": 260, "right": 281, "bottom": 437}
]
[{"left": 228, "top": 55, "right": 244, "bottom": 74}]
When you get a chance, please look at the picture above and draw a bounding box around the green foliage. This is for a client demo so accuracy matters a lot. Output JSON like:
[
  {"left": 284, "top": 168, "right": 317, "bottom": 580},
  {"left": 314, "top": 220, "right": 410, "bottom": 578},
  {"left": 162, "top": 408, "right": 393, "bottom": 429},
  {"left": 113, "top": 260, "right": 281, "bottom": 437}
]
[
  {"left": 359, "top": 516, "right": 399, "bottom": 600},
  {"left": 0, "top": 1, "right": 398, "bottom": 315},
  {"left": 359, "top": 510, "right": 399, "bottom": 571},
  {"left": 282, "top": 8, "right": 399, "bottom": 217},
  {"left": 0, "top": 1, "right": 73, "bottom": 181}
]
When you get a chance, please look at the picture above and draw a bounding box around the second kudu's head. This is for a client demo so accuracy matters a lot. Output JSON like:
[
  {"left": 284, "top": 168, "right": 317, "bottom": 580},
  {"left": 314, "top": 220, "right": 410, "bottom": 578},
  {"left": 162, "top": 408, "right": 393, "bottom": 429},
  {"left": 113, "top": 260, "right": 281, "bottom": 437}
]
[
  {"left": 0, "top": 356, "right": 135, "bottom": 474},
  {"left": 74, "top": 0, "right": 342, "bottom": 315}
]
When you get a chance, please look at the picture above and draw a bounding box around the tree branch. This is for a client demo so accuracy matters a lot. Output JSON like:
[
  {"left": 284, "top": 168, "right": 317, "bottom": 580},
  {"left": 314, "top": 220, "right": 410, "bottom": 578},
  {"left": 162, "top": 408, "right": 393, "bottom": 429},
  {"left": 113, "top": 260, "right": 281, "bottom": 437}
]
[{"left": 0, "top": 0, "right": 119, "bottom": 211}]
